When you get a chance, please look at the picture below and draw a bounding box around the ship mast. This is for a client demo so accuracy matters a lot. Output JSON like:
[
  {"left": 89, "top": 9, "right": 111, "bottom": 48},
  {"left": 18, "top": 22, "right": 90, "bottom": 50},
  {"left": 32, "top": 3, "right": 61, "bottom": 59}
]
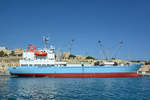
[
  {"left": 68, "top": 39, "right": 74, "bottom": 53},
  {"left": 98, "top": 40, "right": 108, "bottom": 60},
  {"left": 43, "top": 36, "right": 49, "bottom": 48}
]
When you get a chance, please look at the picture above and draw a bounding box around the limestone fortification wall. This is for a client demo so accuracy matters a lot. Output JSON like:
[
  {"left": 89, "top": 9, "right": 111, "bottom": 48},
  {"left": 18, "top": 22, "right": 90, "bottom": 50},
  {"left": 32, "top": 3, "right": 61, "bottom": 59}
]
[{"left": 0, "top": 56, "right": 21, "bottom": 71}]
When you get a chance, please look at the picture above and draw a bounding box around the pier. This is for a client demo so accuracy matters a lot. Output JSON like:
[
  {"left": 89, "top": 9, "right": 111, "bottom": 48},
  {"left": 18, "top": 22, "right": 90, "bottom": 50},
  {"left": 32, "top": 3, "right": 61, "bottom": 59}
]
[{"left": 138, "top": 65, "right": 150, "bottom": 76}]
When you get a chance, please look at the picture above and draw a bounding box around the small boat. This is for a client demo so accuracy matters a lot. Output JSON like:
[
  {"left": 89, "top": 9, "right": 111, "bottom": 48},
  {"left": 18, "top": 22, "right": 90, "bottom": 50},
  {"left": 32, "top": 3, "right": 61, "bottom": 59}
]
[{"left": 35, "top": 51, "right": 47, "bottom": 56}]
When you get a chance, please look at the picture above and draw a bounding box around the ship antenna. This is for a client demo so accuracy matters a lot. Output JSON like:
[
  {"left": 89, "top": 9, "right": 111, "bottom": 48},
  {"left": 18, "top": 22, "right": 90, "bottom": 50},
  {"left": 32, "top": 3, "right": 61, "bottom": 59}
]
[{"left": 43, "top": 36, "right": 49, "bottom": 48}]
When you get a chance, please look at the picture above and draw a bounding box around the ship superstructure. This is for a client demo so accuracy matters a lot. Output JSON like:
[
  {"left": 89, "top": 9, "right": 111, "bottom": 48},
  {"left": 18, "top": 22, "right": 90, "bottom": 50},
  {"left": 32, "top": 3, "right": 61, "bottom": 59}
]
[{"left": 20, "top": 45, "right": 67, "bottom": 67}]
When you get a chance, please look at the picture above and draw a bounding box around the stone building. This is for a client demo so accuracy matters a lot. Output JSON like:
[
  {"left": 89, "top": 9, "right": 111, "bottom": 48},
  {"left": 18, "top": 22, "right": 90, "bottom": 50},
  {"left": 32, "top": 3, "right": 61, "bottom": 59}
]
[
  {"left": 64, "top": 52, "right": 70, "bottom": 59},
  {"left": 0, "top": 46, "right": 12, "bottom": 55},
  {"left": 0, "top": 46, "right": 6, "bottom": 51},
  {"left": 14, "top": 48, "right": 24, "bottom": 56}
]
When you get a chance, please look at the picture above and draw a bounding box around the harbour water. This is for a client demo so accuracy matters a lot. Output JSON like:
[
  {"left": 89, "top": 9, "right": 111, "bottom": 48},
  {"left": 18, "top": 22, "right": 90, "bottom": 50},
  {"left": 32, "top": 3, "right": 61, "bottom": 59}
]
[{"left": 0, "top": 76, "right": 150, "bottom": 100}]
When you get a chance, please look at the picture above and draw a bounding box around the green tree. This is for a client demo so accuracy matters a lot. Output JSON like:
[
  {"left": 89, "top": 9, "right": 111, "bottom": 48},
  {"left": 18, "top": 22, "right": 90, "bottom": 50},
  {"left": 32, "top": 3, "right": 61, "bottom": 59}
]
[
  {"left": 111, "top": 58, "right": 116, "bottom": 60},
  {"left": 0, "top": 51, "right": 4, "bottom": 57},
  {"left": 69, "top": 54, "right": 76, "bottom": 59},
  {"left": 4, "top": 53, "right": 8, "bottom": 57},
  {"left": 10, "top": 51, "right": 15, "bottom": 56},
  {"left": 86, "top": 56, "right": 96, "bottom": 60},
  {"left": 18, "top": 54, "right": 22, "bottom": 56}
]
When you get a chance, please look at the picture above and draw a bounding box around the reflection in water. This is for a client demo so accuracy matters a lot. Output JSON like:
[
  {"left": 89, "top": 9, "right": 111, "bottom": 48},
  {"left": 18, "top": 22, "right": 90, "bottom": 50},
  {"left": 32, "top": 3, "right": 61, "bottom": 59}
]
[
  {"left": 0, "top": 76, "right": 9, "bottom": 83},
  {"left": 0, "top": 76, "right": 150, "bottom": 100},
  {"left": 15, "top": 78, "right": 59, "bottom": 99},
  {"left": 0, "top": 76, "right": 9, "bottom": 95}
]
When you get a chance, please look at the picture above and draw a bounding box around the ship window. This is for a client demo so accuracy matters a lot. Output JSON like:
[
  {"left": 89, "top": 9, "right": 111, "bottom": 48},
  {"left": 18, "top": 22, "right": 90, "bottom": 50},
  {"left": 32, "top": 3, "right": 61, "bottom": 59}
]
[
  {"left": 64, "top": 64, "right": 67, "bottom": 66},
  {"left": 146, "top": 71, "right": 150, "bottom": 73},
  {"left": 21, "top": 64, "right": 28, "bottom": 66},
  {"left": 42, "top": 64, "right": 46, "bottom": 66},
  {"left": 138, "top": 71, "right": 142, "bottom": 73},
  {"left": 47, "top": 64, "right": 50, "bottom": 66}
]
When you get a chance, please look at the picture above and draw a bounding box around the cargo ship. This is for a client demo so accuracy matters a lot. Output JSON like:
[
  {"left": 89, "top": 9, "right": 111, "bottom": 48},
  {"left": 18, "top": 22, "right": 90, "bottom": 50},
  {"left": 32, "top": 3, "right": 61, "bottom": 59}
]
[{"left": 8, "top": 37, "right": 142, "bottom": 78}]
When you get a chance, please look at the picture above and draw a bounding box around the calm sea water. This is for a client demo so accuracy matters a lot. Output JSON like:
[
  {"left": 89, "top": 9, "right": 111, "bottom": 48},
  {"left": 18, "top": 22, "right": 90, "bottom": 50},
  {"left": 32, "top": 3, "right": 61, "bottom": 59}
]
[{"left": 0, "top": 76, "right": 150, "bottom": 100}]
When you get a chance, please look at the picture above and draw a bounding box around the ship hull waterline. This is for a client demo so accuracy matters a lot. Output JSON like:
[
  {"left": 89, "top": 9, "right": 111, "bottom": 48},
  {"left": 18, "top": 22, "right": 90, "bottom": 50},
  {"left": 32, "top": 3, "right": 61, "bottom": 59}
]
[
  {"left": 11, "top": 72, "right": 141, "bottom": 78},
  {"left": 8, "top": 64, "right": 142, "bottom": 78}
]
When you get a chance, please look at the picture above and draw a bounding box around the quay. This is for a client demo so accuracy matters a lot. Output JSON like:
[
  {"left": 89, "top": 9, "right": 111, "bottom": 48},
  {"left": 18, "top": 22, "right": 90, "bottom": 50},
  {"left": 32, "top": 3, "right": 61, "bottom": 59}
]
[
  {"left": 138, "top": 65, "right": 150, "bottom": 76},
  {"left": 0, "top": 56, "right": 20, "bottom": 76}
]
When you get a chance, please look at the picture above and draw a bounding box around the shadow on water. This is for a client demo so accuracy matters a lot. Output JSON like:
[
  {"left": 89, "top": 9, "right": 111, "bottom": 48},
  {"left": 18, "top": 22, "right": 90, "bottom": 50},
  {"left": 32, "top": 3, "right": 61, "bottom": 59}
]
[{"left": 0, "top": 76, "right": 150, "bottom": 100}]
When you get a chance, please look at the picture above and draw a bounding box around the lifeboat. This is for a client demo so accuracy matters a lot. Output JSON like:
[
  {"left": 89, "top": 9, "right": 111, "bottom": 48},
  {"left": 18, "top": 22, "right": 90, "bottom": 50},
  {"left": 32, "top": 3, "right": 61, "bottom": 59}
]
[
  {"left": 34, "top": 51, "right": 47, "bottom": 56},
  {"left": 29, "top": 45, "right": 36, "bottom": 52}
]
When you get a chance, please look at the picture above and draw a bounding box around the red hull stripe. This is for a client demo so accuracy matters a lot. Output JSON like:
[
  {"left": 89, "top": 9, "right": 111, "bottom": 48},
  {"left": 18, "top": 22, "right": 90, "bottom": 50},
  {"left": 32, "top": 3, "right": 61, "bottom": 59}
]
[{"left": 12, "top": 73, "right": 142, "bottom": 78}]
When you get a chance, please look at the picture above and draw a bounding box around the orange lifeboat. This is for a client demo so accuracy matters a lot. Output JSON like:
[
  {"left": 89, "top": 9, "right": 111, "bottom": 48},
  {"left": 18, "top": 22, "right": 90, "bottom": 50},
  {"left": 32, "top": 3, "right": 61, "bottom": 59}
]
[
  {"left": 34, "top": 51, "right": 47, "bottom": 56},
  {"left": 29, "top": 45, "right": 36, "bottom": 52}
]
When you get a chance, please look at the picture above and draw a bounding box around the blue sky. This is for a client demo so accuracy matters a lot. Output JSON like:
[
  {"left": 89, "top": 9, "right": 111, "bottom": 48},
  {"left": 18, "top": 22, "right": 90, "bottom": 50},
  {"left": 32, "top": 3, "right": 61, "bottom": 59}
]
[{"left": 0, "top": 0, "right": 150, "bottom": 60}]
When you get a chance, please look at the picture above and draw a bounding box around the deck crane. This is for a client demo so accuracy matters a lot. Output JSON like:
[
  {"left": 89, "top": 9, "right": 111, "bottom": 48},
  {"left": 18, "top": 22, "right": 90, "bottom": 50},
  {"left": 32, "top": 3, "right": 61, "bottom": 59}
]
[
  {"left": 68, "top": 39, "right": 74, "bottom": 54},
  {"left": 111, "top": 41, "right": 123, "bottom": 59},
  {"left": 98, "top": 40, "right": 108, "bottom": 60}
]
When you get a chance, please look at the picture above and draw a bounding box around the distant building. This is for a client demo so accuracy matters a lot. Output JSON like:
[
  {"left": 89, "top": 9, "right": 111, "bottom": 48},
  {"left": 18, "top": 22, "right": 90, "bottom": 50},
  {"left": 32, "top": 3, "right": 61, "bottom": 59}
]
[
  {"left": 0, "top": 46, "right": 12, "bottom": 55},
  {"left": 64, "top": 52, "right": 70, "bottom": 59},
  {"left": 0, "top": 46, "right": 6, "bottom": 51},
  {"left": 4, "top": 50, "right": 12, "bottom": 55},
  {"left": 14, "top": 48, "right": 24, "bottom": 56},
  {"left": 75, "top": 55, "right": 86, "bottom": 60}
]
